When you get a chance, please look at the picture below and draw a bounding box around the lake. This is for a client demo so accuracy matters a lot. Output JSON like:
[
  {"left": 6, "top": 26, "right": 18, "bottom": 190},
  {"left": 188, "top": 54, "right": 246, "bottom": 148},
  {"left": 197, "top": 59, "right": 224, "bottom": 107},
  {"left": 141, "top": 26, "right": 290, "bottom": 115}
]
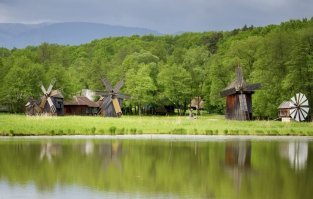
[{"left": 0, "top": 135, "right": 313, "bottom": 199}]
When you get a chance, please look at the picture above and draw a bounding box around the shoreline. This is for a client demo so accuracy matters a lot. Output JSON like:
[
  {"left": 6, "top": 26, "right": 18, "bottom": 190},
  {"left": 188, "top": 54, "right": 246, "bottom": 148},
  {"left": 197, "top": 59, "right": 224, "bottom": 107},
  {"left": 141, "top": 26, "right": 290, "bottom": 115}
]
[{"left": 2, "top": 134, "right": 313, "bottom": 141}]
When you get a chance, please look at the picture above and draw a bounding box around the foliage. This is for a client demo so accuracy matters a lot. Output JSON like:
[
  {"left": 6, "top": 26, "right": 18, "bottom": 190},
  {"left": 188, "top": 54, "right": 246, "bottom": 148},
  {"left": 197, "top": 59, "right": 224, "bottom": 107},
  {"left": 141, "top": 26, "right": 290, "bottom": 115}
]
[{"left": 0, "top": 18, "right": 313, "bottom": 118}]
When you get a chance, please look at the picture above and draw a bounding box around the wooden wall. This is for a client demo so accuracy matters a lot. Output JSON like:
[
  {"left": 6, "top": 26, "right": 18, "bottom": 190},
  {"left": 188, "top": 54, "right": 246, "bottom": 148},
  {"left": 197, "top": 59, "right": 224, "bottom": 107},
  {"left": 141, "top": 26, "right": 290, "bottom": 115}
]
[{"left": 225, "top": 93, "right": 253, "bottom": 120}]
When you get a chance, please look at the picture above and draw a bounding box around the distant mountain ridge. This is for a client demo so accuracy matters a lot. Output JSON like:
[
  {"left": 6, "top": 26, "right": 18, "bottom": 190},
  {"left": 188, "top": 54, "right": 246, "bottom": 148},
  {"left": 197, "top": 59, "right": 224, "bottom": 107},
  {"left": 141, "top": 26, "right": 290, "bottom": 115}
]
[{"left": 0, "top": 22, "right": 161, "bottom": 49}]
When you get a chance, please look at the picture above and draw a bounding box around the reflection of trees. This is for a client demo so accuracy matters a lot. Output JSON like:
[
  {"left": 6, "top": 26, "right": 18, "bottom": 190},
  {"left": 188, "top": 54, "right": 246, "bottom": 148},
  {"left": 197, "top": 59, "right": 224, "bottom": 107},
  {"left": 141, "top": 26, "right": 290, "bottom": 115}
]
[
  {"left": 1, "top": 140, "right": 313, "bottom": 199},
  {"left": 280, "top": 141, "right": 308, "bottom": 171},
  {"left": 225, "top": 141, "right": 251, "bottom": 192}
]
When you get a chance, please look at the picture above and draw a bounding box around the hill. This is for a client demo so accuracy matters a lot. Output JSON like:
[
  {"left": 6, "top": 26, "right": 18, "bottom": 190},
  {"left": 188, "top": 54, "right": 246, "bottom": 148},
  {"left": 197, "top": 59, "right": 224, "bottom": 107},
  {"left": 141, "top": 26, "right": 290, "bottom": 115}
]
[{"left": 0, "top": 22, "right": 161, "bottom": 48}]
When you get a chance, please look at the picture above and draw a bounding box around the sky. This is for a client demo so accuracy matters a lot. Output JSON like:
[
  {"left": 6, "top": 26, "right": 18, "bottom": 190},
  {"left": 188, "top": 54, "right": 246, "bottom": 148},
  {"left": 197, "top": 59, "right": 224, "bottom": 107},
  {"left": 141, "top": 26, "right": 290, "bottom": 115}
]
[{"left": 0, "top": 0, "right": 312, "bottom": 33}]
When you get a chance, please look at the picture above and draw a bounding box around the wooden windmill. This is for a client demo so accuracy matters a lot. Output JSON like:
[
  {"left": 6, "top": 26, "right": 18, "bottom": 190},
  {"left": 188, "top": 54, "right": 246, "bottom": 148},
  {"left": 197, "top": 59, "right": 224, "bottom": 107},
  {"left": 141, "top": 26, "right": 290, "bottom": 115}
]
[
  {"left": 220, "top": 67, "right": 261, "bottom": 120},
  {"left": 25, "top": 79, "right": 64, "bottom": 116},
  {"left": 97, "top": 78, "right": 129, "bottom": 117}
]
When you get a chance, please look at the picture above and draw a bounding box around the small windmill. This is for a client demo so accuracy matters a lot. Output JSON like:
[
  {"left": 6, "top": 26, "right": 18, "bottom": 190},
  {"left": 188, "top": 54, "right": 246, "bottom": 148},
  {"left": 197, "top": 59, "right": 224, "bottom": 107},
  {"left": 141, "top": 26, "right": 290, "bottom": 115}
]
[
  {"left": 220, "top": 67, "right": 261, "bottom": 120},
  {"left": 289, "top": 93, "right": 310, "bottom": 122},
  {"left": 97, "top": 78, "right": 129, "bottom": 117},
  {"left": 39, "top": 79, "right": 57, "bottom": 114},
  {"left": 25, "top": 79, "right": 64, "bottom": 116}
]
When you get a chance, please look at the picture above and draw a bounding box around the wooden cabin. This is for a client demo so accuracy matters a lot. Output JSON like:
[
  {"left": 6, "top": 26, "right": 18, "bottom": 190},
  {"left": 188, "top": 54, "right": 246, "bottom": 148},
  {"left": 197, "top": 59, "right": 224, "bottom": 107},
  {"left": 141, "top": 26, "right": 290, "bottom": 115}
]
[
  {"left": 278, "top": 101, "right": 291, "bottom": 122},
  {"left": 64, "top": 96, "right": 99, "bottom": 115},
  {"left": 220, "top": 67, "right": 261, "bottom": 120}
]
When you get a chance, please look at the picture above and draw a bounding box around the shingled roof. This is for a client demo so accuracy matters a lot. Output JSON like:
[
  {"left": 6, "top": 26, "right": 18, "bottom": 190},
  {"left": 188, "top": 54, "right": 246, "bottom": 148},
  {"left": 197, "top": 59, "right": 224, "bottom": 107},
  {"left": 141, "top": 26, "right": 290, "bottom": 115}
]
[
  {"left": 64, "top": 96, "right": 99, "bottom": 108},
  {"left": 220, "top": 67, "right": 261, "bottom": 97}
]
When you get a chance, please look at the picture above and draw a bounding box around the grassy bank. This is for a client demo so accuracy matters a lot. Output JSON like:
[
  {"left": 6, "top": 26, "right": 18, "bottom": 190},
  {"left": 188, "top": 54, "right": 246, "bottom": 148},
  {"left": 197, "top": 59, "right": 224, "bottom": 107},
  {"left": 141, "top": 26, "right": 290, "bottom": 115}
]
[{"left": 0, "top": 114, "right": 312, "bottom": 136}]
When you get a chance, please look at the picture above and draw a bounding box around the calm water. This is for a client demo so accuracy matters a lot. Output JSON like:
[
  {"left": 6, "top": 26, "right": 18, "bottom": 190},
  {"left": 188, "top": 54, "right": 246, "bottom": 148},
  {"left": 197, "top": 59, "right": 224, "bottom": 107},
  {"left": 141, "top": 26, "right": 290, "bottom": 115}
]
[{"left": 0, "top": 136, "right": 313, "bottom": 199}]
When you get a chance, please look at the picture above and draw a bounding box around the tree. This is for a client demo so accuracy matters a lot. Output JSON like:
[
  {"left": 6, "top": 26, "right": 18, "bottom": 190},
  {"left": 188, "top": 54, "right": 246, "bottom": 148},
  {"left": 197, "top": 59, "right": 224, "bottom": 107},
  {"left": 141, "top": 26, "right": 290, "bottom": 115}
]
[
  {"left": 158, "top": 64, "right": 192, "bottom": 115},
  {"left": 125, "top": 64, "right": 157, "bottom": 115}
]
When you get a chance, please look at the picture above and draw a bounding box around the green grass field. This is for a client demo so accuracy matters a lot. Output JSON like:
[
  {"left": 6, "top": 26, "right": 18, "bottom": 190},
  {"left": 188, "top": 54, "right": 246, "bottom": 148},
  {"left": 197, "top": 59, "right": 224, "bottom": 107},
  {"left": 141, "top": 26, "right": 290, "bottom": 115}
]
[{"left": 0, "top": 114, "right": 312, "bottom": 136}]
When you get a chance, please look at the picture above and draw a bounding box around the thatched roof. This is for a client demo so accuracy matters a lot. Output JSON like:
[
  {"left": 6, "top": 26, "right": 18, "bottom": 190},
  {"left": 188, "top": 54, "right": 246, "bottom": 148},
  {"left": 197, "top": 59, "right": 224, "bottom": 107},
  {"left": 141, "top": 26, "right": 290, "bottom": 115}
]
[
  {"left": 50, "top": 90, "right": 64, "bottom": 99},
  {"left": 64, "top": 96, "right": 99, "bottom": 108},
  {"left": 278, "top": 101, "right": 291, "bottom": 109}
]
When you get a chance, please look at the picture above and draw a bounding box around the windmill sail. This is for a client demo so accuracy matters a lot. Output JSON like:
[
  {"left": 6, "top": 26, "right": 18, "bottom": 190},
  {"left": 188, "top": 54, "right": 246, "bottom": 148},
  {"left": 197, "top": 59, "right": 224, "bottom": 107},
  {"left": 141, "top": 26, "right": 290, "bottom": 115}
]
[
  {"left": 98, "top": 77, "right": 129, "bottom": 117},
  {"left": 289, "top": 93, "right": 309, "bottom": 122}
]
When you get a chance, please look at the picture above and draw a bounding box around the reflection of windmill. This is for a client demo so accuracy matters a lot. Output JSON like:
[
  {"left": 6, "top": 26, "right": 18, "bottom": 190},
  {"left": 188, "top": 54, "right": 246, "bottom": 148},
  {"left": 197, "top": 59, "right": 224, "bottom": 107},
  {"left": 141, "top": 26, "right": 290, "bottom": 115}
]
[
  {"left": 289, "top": 93, "right": 310, "bottom": 122},
  {"left": 39, "top": 142, "right": 62, "bottom": 162},
  {"left": 25, "top": 79, "right": 64, "bottom": 115},
  {"left": 225, "top": 141, "right": 252, "bottom": 193},
  {"left": 220, "top": 67, "right": 261, "bottom": 120},
  {"left": 99, "top": 142, "right": 122, "bottom": 170},
  {"left": 279, "top": 141, "right": 308, "bottom": 171},
  {"left": 97, "top": 78, "right": 129, "bottom": 117}
]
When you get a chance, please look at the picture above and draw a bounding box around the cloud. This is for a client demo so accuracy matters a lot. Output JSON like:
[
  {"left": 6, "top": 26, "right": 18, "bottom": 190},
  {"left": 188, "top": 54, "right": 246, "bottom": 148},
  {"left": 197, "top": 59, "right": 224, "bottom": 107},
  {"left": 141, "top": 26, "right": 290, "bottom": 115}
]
[{"left": 0, "top": 0, "right": 312, "bottom": 33}]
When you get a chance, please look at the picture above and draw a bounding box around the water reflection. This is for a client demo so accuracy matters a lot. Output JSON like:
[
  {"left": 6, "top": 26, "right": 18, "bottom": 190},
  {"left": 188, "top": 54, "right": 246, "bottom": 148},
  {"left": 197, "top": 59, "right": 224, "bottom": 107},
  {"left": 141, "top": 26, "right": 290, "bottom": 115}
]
[
  {"left": 0, "top": 138, "right": 313, "bottom": 199},
  {"left": 279, "top": 141, "right": 308, "bottom": 171},
  {"left": 225, "top": 141, "right": 251, "bottom": 192},
  {"left": 40, "top": 142, "right": 62, "bottom": 162},
  {"left": 99, "top": 141, "right": 122, "bottom": 170}
]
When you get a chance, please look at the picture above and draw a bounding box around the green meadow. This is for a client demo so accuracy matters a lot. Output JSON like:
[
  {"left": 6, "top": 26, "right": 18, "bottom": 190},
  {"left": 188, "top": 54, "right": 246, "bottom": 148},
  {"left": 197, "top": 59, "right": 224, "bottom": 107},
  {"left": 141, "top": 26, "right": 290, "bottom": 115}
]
[{"left": 0, "top": 114, "right": 312, "bottom": 136}]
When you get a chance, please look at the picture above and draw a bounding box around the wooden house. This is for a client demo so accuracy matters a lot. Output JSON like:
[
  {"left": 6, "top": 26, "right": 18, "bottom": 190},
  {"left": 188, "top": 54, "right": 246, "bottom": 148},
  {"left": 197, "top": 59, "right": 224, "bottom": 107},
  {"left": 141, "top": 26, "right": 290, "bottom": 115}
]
[
  {"left": 220, "top": 67, "right": 261, "bottom": 120},
  {"left": 278, "top": 101, "right": 292, "bottom": 122},
  {"left": 64, "top": 96, "right": 99, "bottom": 115}
]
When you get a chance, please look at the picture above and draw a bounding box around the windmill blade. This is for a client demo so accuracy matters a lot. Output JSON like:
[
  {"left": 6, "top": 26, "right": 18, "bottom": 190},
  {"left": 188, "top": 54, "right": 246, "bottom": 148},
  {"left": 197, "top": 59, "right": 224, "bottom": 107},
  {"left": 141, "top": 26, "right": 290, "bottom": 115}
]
[
  {"left": 290, "top": 108, "right": 297, "bottom": 120},
  {"left": 298, "top": 93, "right": 305, "bottom": 104},
  {"left": 40, "top": 83, "right": 47, "bottom": 95},
  {"left": 299, "top": 110, "right": 305, "bottom": 121},
  {"left": 113, "top": 80, "right": 124, "bottom": 93},
  {"left": 236, "top": 67, "right": 244, "bottom": 83},
  {"left": 300, "top": 98, "right": 309, "bottom": 106},
  {"left": 40, "top": 96, "right": 47, "bottom": 109},
  {"left": 46, "top": 79, "right": 56, "bottom": 95},
  {"left": 101, "top": 95, "right": 112, "bottom": 110},
  {"left": 47, "top": 97, "right": 56, "bottom": 113},
  {"left": 294, "top": 110, "right": 301, "bottom": 122},
  {"left": 112, "top": 98, "right": 122, "bottom": 115},
  {"left": 101, "top": 78, "right": 113, "bottom": 91},
  {"left": 244, "top": 83, "right": 261, "bottom": 91},
  {"left": 291, "top": 96, "right": 297, "bottom": 105},
  {"left": 300, "top": 107, "right": 309, "bottom": 115},
  {"left": 117, "top": 93, "right": 130, "bottom": 99},
  {"left": 298, "top": 93, "right": 308, "bottom": 106},
  {"left": 220, "top": 87, "right": 236, "bottom": 97},
  {"left": 299, "top": 108, "right": 309, "bottom": 119},
  {"left": 95, "top": 90, "right": 111, "bottom": 96},
  {"left": 296, "top": 93, "right": 301, "bottom": 105}
]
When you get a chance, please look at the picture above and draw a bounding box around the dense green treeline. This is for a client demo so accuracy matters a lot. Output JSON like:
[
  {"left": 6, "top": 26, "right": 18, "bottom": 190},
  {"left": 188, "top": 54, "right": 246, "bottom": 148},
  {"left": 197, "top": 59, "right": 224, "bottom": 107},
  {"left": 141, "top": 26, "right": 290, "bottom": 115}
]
[{"left": 0, "top": 18, "right": 313, "bottom": 118}]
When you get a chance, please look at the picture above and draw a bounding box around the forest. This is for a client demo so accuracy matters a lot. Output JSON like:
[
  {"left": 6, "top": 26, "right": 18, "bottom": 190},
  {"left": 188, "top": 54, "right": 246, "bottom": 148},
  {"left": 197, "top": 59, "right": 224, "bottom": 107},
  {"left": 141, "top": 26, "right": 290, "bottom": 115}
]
[{"left": 0, "top": 18, "right": 312, "bottom": 119}]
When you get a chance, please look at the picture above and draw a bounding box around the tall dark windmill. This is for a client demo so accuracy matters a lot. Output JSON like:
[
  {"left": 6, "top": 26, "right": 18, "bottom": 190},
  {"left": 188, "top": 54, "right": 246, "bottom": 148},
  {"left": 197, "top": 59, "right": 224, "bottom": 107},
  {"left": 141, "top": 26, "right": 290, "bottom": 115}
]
[
  {"left": 97, "top": 78, "right": 129, "bottom": 117},
  {"left": 25, "top": 79, "right": 64, "bottom": 116},
  {"left": 220, "top": 67, "right": 261, "bottom": 120}
]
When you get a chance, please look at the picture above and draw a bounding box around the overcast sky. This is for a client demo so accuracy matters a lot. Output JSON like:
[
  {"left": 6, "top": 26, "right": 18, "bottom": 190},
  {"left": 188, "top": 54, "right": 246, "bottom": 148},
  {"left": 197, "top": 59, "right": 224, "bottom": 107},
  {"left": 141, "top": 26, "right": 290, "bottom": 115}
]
[{"left": 0, "top": 0, "right": 312, "bottom": 33}]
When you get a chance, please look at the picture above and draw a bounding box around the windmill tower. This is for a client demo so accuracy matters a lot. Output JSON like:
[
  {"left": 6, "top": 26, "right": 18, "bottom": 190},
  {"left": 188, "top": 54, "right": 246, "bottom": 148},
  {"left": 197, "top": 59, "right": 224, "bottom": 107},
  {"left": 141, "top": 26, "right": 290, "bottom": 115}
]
[
  {"left": 97, "top": 78, "right": 129, "bottom": 117},
  {"left": 25, "top": 79, "right": 64, "bottom": 116},
  {"left": 220, "top": 67, "right": 261, "bottom": 120}
]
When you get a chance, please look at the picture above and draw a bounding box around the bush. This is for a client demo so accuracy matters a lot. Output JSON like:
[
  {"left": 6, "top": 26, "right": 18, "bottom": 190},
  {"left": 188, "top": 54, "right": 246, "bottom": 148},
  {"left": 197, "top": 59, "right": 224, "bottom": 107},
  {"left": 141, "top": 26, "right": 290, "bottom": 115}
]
[{"left": 109, "top": 126, "right": 117, "bottom": 135}]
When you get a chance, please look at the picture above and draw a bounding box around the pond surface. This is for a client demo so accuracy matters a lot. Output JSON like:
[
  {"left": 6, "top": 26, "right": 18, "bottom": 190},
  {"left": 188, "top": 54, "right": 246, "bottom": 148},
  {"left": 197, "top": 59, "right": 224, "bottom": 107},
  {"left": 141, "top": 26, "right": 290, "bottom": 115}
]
[{"left": 1, "top": 136, "right": 313, "bottom": 199}]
